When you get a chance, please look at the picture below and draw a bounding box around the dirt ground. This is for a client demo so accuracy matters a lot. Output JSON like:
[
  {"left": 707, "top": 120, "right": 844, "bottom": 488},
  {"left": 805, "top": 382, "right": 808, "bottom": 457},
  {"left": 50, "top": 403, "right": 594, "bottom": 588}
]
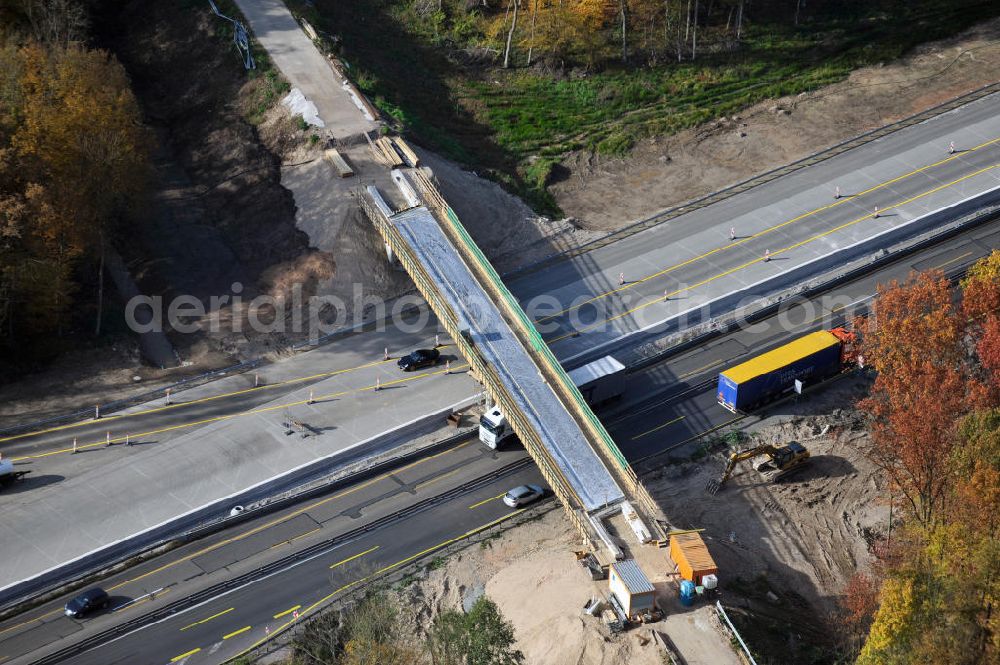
[
  {"left": 551, "top": 17, "right": 1000, "bottom": 230},
  {"left": 638, "top": 375, "right": 886, "bottom": 660},
  {"left": 385, "top": 508, "right": 743, "bottom": 665},
  {"left": 5, "top": 13, "right": 998, "bottom": 430}
]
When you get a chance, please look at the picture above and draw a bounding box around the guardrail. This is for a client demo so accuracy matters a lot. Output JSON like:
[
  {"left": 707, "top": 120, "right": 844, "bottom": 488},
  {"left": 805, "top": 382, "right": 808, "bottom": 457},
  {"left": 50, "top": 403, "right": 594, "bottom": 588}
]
[
  {"left": 26, "top": 456, "right": 533, "bottom": 665},
  {"left": 409, "top": 172, "right": 664, "bottom": 534},
  {"left": 506, "top": 80, "right": 1000, "bottom": 279},
  {"left": 227, "top": 500, "right": 558, "bottom": 664},
  {"left": 357, "top": 193, "right": 595, "bottom": 547},
  {"left": 0, "top": 419, "right": 476, "bottom": 616}
]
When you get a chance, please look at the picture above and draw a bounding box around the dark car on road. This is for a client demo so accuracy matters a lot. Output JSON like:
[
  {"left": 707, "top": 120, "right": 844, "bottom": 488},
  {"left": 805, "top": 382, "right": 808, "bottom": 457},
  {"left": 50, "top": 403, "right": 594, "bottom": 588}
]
[
  {"left": 64, "top": 588, "right": 110, "bottom": 618},
  {"left": 397, "top": 348, "right": 440, "bottom": 371}
]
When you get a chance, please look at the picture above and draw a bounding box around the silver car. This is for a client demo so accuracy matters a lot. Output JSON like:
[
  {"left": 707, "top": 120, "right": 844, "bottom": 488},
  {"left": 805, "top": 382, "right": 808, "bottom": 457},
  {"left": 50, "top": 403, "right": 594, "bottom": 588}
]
[{"left": 503, "top": 484, "right": 544, "bottom": 508}]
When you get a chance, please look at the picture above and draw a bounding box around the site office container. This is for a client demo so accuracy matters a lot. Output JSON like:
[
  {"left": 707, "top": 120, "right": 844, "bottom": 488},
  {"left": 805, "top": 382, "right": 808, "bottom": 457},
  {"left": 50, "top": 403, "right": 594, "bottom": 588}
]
[
  {"left": 717, "top": 330, "right": 843, "bottom": 412},
  {"left": 669, "top": 532, "right": 718, "bottom": 585}
]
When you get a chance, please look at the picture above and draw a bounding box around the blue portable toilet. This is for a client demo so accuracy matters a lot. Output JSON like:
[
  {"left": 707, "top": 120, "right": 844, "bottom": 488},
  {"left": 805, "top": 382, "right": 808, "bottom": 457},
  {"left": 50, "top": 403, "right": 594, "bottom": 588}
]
[{"left": 679, "top": 580, "right": 696, "bottom": 606}]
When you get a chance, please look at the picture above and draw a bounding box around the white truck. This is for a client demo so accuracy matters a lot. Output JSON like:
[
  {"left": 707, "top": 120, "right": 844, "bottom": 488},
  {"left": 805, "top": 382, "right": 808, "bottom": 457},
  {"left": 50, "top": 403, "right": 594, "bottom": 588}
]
[{"left": 479, "top": 355, "right": 626, "bottom": 449}]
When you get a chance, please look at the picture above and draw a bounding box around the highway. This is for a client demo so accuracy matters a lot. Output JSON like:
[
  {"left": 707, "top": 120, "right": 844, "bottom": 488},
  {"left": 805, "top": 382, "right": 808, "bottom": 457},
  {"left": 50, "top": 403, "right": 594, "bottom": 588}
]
[
  {"left": 0, "top": 437, "right": 543, "bottom": 665},
  {"left": 604, "top": 214, "right": 1000, "bottom": 461},
  {"left": 3, "top": 210, "right": 995, "bottom": 665},
  {"left": 4, "top": 87, "right": 999, "bottom": 596},
  {"left": 509, "top": 93, "right": 1000, "bottom": 363}
]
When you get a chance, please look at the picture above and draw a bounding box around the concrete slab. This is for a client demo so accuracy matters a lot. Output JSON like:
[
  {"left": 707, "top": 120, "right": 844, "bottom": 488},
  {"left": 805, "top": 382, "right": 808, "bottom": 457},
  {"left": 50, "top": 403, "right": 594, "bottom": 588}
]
[{"left": 509, "top": 93, "right": 1000, "bottom": 365}]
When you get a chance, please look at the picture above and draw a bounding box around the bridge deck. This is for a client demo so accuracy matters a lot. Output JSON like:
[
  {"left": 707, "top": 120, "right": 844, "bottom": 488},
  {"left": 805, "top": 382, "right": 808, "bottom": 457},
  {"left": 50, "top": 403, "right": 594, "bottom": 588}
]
[{"left": 390, "top": 206, "right": 625, "bottom": 512}]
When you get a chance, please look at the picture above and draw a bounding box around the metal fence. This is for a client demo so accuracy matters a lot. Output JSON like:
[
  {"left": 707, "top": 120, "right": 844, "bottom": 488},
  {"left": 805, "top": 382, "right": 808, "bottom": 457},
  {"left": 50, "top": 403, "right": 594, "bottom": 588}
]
[{"left": 357, "top": 191, "right": 596, "bottom": 548}]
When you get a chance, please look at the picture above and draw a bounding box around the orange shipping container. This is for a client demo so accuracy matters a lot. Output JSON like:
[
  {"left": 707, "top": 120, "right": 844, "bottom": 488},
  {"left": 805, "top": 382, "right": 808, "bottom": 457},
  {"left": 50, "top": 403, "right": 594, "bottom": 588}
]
[{"left": 669, "top": 532, "right": 718, "bottom": 584}]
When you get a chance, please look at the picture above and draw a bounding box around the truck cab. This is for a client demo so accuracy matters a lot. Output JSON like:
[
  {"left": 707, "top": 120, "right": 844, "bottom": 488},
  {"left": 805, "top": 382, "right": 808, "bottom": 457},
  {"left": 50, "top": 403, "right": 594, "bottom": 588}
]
[{"left": 479, "top": 407, "right": 515, "bottom": 449}]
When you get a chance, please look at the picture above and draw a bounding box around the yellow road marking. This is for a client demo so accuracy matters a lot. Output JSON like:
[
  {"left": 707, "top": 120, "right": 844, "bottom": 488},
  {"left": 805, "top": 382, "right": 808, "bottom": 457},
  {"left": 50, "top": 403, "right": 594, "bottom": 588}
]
[
  {"left": 634, "top": 417, "right": 744, "bottom": 465},
  {"left": 632, "top": 415, "right": 686, "bottom": 440},
  {"left": 537, "top": 136, "right": 1000, "bottom": 326},
  {"left": 679, "top": 359, "right": 723, "bottom": 380},
  {"left": 223, "top": 625, "right": 252, "bottom": 640},
  {"left": 269, "top": 528, "right": 321, "bottom": 551},
  {"left": 0, "top": 359, "right": 392, "bottom": 445},
  {"left": 329, "top": 545, "right": 380, "bottom": 570},
  {"left": 932, "top": 250, "right": 974, "bottom": 271},
  {"left": 273, "top": 605, "right": 301, "bottom": 619},
  {"left": 10, "top": 362, "right": 469, "bottom": 462},
  {"left": 549, "top": 163, "right": 1000, "bottom": 343},
  {"left": 233, "top": 510, "right": 527, "bottom": 659},
  {"left": 0, "top": 434, "right": 462, "bottom": 643},
  {"left": 468, "top": 492, "right": 507, "bottom": 509},
  {"left": 0, "top": 608, "right": 61, "bottom": 638},
  {"left": 806, "top": 301, "right": 849, "bottom": 326},
  {"left": 170, "top": 648, "right": 200, "bottom": 662},
  {"left": 180, "top": 607, "right": 234, "bottom": 631}
]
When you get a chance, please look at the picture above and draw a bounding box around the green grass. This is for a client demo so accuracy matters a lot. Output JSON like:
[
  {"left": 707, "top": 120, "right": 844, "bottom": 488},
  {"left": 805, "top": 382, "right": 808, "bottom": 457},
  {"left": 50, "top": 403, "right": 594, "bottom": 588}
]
[
  {"left": 295, "top": 0, "right": 999, "bottom": 213},
  {"left": 209, "top": 0, "right": 291, "bottom": 125}
]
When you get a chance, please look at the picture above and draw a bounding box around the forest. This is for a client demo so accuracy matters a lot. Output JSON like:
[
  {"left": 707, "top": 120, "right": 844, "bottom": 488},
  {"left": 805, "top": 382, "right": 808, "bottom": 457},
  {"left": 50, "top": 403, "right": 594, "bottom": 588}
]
[
  {"left": 294, "top": 0, "right": 1000, "bottom": 211},
  {"left": 841, "top": 252, "right": 1000, "bottom": 663},
  {"left": 0, "top": 0, "right": 148, "bottom": 364}
]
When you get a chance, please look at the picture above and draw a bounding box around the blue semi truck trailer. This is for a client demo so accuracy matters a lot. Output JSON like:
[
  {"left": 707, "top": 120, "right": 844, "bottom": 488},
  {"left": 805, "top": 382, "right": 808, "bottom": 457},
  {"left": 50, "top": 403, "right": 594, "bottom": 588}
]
[{"left": 717, "top": 328, "right": 857, "bottom": 413}]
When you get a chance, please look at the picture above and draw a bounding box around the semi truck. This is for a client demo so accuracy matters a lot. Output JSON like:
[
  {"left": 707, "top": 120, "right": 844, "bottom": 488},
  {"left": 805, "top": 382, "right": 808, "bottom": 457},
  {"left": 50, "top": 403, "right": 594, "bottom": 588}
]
[
  {"left": 479, "top": 355, "right": 626, "bottom": 449},
  {"left": 0, "top": 458, "right": 31, "bottom": 489},
  {"left": 717, "top": 328, "right": 857, "bottom": 413}
]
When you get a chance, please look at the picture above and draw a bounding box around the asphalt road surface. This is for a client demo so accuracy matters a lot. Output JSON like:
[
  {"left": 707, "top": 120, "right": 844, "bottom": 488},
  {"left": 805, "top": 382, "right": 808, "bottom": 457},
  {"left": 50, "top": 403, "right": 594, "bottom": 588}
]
[
  {"left": 509, "top": 93, "right": 1000, "bottom": 363},
  {"left": 5, "top": 212, "right": 995, "bottom": 665}
]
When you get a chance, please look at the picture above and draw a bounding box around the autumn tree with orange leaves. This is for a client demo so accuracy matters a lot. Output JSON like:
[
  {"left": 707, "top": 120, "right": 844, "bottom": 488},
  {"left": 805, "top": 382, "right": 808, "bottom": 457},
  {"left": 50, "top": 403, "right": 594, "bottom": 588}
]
[
  {"left": 855, "top": 253, "right": 1000, "bottom": 664},
  {"left": 856, "top": 269, "right": 986, "bottom": 527},
  {"left": 0, "top": 7, "right": 148, "bottom": 359}
]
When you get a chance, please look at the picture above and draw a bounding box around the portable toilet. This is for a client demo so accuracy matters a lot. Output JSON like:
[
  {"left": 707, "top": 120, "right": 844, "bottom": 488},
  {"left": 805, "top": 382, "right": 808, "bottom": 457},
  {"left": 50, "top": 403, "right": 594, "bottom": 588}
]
[
  {"left": 679, "top": 580, "right": 696, "bottom": 606},
  {"left": 608, "top": 559, "right": 656, "bottom": 619}
]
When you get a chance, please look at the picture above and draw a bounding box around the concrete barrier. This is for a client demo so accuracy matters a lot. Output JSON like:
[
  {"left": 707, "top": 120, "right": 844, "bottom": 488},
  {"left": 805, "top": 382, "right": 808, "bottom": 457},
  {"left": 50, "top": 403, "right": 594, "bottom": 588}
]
[
  {"left": 565, "top": 184, "right": 1000, "bottom": 368},
  {"left": 0, "top": 395, "right": 477, "bottom": 610}
]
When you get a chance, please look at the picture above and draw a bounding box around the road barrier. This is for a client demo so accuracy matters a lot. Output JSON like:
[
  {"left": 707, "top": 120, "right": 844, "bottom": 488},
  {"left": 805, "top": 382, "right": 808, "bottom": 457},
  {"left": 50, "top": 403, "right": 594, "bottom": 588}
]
[
  {"left": 506, "top": 80, "right": 1000, "bottom": 279},
  {"left": 25, "top": 456, "right": 533, "bottom": 665},
  {"left": 0, "top": 403, "right": 477, "bottom": 614}
]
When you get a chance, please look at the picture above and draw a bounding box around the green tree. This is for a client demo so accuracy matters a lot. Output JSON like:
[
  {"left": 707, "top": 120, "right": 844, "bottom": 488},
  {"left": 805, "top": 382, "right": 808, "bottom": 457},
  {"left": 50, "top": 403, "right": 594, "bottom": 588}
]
[
  {"left": 465, "top": 597, "right": 523, "bottom": 665},
  {"left": 428, "top": 597, "right": 523, "bottom": 665}
]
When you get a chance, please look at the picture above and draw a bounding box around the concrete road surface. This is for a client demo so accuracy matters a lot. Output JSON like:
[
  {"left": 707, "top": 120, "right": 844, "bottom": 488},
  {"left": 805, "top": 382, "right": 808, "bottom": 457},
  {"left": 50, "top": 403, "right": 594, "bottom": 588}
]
[
  {"left": 508, "top": 93, "right": 1000, "bottom": 364},
  {"left": 231, "top": 0, "right": 376, "bottom": 137},
  {"left": 0, "top": 321, "right": 478, "bottom": 593}
]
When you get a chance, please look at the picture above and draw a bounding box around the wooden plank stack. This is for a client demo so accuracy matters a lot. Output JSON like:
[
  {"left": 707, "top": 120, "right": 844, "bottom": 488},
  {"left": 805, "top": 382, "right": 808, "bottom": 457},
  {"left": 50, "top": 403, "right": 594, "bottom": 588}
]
[
  {"left": 323, "top": 148, "right": 354, "bottom": 177},
  {"left": 371, "top": 136, "right": 404, "bottom": 167},
  {"left": 391, "top": 137, "right": 420, "bottom": 167}
]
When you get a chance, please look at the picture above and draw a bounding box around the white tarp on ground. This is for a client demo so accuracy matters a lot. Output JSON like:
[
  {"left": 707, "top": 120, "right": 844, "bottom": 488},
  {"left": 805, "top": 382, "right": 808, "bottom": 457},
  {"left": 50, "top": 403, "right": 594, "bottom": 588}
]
[{"left": 282, "top": 88, "right": 325, "bottom": 128}]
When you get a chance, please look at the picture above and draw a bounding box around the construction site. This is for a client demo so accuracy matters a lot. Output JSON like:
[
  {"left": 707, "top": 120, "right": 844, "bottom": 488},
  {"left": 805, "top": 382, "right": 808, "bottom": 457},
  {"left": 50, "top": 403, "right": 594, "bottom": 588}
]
[{"left": 1, "top": 2, "right": 999, "bottom": 665}]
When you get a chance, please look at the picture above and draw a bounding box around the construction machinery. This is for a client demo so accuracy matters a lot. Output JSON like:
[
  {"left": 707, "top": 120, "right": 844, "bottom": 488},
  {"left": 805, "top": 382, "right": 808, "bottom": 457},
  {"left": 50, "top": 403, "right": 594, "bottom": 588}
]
[{"left": 717, "top": 441, "right": 811, "bottom": 486}]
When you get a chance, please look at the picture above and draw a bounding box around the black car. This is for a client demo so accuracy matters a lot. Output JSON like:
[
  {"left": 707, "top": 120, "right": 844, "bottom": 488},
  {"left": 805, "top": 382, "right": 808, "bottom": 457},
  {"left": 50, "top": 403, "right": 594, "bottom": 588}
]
[
  {"left": 397, "top": 348, "right": 440, "bottom": 371},
  {"left": 65, "top": 587, "right": 110, "bottom": 618}
]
